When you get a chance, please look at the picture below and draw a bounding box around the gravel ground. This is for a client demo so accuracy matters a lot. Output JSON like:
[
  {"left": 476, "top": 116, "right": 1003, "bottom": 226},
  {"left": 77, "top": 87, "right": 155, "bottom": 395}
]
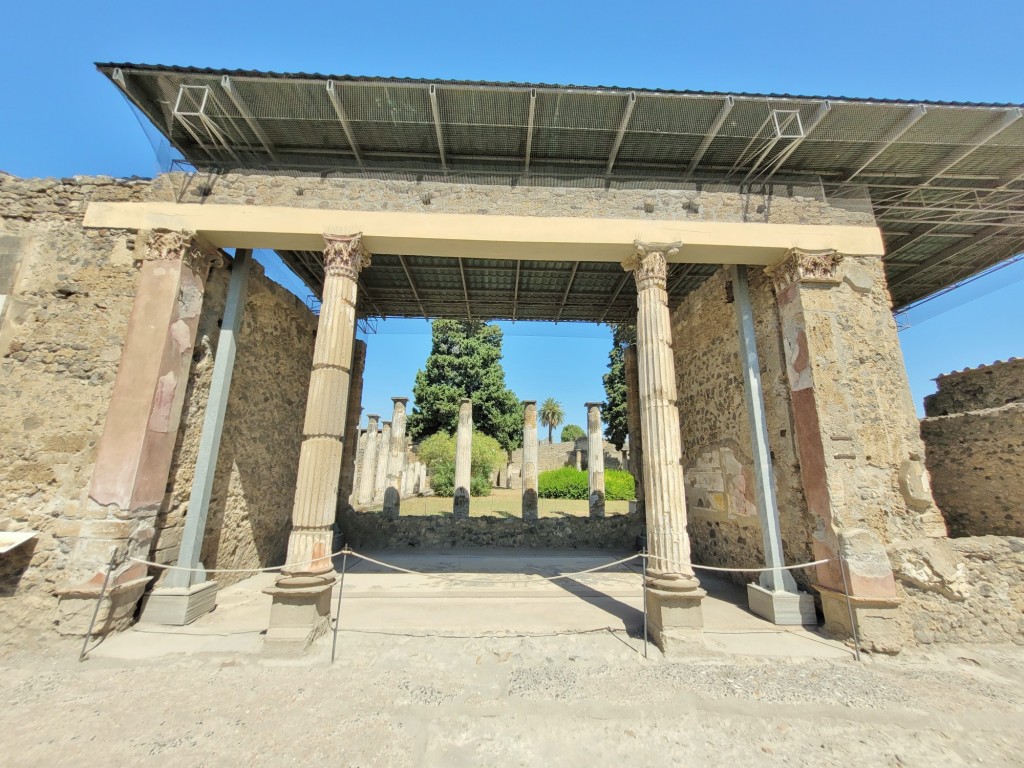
[{"left": 1, "top": 632, "right": 1022, "bottom": 767}]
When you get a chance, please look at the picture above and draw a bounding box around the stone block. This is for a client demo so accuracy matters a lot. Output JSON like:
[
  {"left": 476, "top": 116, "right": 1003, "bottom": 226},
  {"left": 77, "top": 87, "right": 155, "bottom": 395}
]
[
  {"left": 263, "top": 574, "right": 335, "bottom": 653},
  {"left": 645, "top": 584, "right": 707, "bottom": 656},
  {"left": 56, "top": 576, "right": 150, "bottom": 637},
  {"left": 746, "top": 583, "right": 817, "bottom": 625},
  {"left": 817, "top": 584, "right": 905, "bottom": 654},
  {"left": 139, "top": 581, "right": 219, "bottom": 625}
]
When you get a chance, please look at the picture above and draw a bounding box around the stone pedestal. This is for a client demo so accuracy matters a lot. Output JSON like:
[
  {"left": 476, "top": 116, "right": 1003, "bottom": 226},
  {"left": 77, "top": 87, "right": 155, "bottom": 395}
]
[
  {"left": 625, "top": 242, "right": 704, "bottom": 653},
  {"left": 816, "top": 585, "right": 904, "bottom": 655},
  {"left": 522, "top": 400, "right": 538, "bottom": 521},
  {"left": 746, "top": 583, "right": 816, "bottom": 626},
  {"left": 266, "top": 233, "right": 368, "bottom": 652},
  {"left": 585, "top": 402, "right": 605, "bottom": 518},
  {"left": 263, "top": 575, "right": 335, "bottom": 651},
  {"left": 645, "top": 577, "right": 707, "bottom": 653},
  {"left": 453, "top": 398, "right": 472, "bottom": 518},
  {"left": 139, "top": 581, "right": 219, "bottom": 626}
]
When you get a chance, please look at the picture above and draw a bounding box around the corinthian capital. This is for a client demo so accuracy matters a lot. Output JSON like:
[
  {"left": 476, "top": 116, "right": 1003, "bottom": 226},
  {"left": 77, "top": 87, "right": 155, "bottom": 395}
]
[
  {"left": 622, "top": 240, "right": 680, "bottom": 291},
  {"left": 766, "top": 248, "right": 844, "bottom": 292},
  {"left": 323, "top": 233, "right": 372, "bottom": 280},
  {"left": 144, "top": 229, "right": 221, "bottom": 278}
]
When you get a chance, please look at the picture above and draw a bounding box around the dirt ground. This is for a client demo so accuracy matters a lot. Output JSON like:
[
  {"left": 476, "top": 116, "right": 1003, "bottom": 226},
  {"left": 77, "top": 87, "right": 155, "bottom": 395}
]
[{"left": 2, "top": 631, "right": 1022, "bottom": 767}]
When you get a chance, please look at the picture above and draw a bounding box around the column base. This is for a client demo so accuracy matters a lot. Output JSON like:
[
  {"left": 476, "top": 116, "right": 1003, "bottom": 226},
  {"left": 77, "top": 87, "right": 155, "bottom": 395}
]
[
  {"left": 645, "top": 574, "right": 707, "bottom": 655},
  {"left": 139, "top": 581, "right": 219, "bottom": 626},
  {"left": 453, "top": 490, "right": 470, "bottom": 519},
  {"left": 816, "top": 584, "right": 905, "bottom": 655},
  {"left": 56, "top": 576, "right": 151, "bottom": 637},
  {"left": 262, "top": 573, "right": 335, "bottom": 653},
  {"left": 746, "top": 583, "right": 816, "bottom": 626}
]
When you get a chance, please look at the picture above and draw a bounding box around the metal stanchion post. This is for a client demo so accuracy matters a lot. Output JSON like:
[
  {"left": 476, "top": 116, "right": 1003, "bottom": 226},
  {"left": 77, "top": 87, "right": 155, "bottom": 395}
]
[
  {"left": 641, "top": 548, "right": 649, "bottom": 659},
  {"left": 838, "top": 550, "right": 862, "bottom": 662},
  {"left": 331, "top": 548, "right": 350, "bottom": 664},
  {"left": 79, "top": 549, "right": 119, "bottom": 662}
]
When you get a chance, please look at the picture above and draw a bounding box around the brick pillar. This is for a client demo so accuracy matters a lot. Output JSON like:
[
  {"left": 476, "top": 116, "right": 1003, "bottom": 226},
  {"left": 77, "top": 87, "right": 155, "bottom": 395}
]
[
  {"left": 624, "top": 241, "right": 704, "bottom": 652},
  {"left": 336, "top": 339, "right": 366, "bottom": 520},
  {"left": 57, "top": 230, "right": 220, "bottom": 636},
  {"left": 383, "top": 397, "right": 409, "bottom": 517},
  {"left": 585, "top": 402, "right": 605, "bottom": 518},
  {"left": 767, "top": 248, "right": 945, "bottom": 653},
  {"left": 522, "top": 400, "right": 538, "bottom": 521},
  {"left": 265, "top": 233, "right": 369, "bottom": 650}
]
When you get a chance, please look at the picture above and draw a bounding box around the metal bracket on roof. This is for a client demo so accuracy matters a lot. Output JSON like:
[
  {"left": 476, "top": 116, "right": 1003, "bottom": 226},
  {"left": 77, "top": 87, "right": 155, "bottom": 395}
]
[
  {"left": 220, "top": 76, "right": 278, "bottom": 162},
  {"left": 924, "top": 107, "right": 1022, "bottom": 185},
  {"left": 685, "top": 96, "right": 734, "bottom": 179},
  {"left": 326, "top": 80, "right": 364, "bottom": 168},
  {"left": 524, "top": 89, "right": 537, "bottom": 176},
  {"left": 606, "top": 93, "right": 637, "bottom": 175},
  {"left": 170, "top": 83, "right": 243, "bottom": 165},
  {"left": 428, "top": 85, "right": 448, "bottom": 172},
  {"left": 845, "top": 104, "right": 927, "bottom": 182}
]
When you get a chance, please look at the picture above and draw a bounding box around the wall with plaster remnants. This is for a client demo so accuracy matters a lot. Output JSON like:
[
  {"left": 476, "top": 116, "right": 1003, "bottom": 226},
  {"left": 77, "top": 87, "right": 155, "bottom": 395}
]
[
  {"left": 670, "top": 266, "right": 812, "bottom": 580},
  {"left": 154, "top": 260, "right": 317, "bottom": 588},
  {"left": 0, "top": 174, "right": 316, "bottom": 636}
]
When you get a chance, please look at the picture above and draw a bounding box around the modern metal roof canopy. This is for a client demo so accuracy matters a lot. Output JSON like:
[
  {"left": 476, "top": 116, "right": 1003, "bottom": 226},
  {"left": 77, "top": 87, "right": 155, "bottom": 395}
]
[{"left": 98, "top": 63, "right": 1024, "bottom": 313}]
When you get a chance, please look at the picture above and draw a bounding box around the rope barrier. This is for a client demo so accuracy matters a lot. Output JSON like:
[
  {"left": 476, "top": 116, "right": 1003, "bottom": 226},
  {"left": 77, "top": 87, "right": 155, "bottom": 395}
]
[{"left": 688, "top": 558, "right": 833, "bottom": 574}]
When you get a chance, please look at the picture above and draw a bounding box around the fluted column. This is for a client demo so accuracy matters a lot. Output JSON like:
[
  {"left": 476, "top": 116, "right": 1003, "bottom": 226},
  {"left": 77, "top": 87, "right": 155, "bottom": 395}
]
[
  {"left": 623, "top": 241, "right": 704, "bottom": 651},
  {"left": 373, "top": 421, "right": 392, "bottom": 502},
  {"left": 383, "top": 397, "right": 409, "bottom": 516},
  {"left": 453, "top": 398, "right": 472, "bottom": 518},
  {"left": 265, "top": 233, "right": 369, "bottom": 650},
  {"left": 336, "top": 339, "right": 366, "bottom": 519},
  {"left": 356, "top": 415, "right": 380, "bottom": 506},
  {"left": 585, "top": 402, "right": 605, "bottom": 518},
  {"left": 625, "top": 344, "right": 645, "bottom": 516},
  {"left": 522, "top": 400, "right": 539, "bottom": 521}
]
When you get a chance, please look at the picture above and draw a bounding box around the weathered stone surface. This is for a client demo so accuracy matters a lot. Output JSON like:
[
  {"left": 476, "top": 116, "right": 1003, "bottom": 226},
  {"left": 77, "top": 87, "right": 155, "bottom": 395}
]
[
  {"left": 157, "top": 172, "right": 876, "bottom": 227},
  {"left": 921, "top": 359, "right": 1024, "bottom": 538},
  {"left": 924, "top": 357, "right": 1023, "bottom": 416},
  {"left": 894, "top": 536, "right": 1024, "bottom": 645}
]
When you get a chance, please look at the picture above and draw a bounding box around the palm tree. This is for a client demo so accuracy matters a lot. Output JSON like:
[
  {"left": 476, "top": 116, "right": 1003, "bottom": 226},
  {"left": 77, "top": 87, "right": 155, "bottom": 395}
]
[{"left": 539, "top": 397, "right": 564, "bottom": 444}]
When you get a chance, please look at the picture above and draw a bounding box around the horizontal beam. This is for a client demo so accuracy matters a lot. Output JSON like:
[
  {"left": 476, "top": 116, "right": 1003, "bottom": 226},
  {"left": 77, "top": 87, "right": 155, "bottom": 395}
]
[{"left": 84, "top": 202, "right": 885, "bottom": 265}]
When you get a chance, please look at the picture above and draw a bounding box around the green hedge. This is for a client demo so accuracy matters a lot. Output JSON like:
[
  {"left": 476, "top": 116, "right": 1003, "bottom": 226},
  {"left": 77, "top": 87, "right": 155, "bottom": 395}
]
[{"left": 538, "top": 467, "right": 635, "bottom": 501}]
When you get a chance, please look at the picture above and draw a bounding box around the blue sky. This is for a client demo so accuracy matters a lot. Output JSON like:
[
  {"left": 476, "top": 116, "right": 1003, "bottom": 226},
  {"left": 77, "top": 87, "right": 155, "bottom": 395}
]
[{"left": 2, "top": 1, "right": 1021, "bottom": 424}]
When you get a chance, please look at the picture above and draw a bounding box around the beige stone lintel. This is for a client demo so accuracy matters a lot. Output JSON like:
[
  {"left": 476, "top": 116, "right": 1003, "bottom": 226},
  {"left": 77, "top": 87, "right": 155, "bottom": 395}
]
[{"left": 84, "top": 202, "right": 885, "bottom": 264}]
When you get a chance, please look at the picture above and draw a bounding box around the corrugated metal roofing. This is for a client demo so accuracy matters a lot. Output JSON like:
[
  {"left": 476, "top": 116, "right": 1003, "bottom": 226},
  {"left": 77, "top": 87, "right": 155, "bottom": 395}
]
[{"left": 96, "top": 63, "right": 1024, "bottom": 316}]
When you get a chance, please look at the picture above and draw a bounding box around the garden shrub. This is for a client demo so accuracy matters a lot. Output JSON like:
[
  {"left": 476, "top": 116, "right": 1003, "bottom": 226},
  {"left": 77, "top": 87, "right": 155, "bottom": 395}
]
[
  {"left": 418, "top": 430, "right": 505, "bottom": 497},
  {"left": 538, "top": 467, "right": 635, "bottom": 501},
  {"left": 559, "top": 424, "right": 585, "bottom": 442}
]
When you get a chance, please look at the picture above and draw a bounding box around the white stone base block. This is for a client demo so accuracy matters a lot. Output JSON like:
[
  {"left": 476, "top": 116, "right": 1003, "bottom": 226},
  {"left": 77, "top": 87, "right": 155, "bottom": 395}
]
[
  {"left": 139, "top": 581, "right": 220, "bottom": 626},
  {"left": 263, "top": 574, "right": 335, "bottom": 653},
  {"left": 646, "top": 583, "right": 707, "bottom": 655},
  {"left": 746, "top": 583, "right": 816, "bottom": 626}
]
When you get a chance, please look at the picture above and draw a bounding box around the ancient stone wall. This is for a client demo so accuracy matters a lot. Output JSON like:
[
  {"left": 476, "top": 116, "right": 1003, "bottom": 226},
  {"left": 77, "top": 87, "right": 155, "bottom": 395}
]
[
  {"left": 924, "top": 358, "right": 1023, "bottom": 416},
  {"left": 921, "top": 359, "right": 1024, "bottom": 537},
  {"left": 670, "top": 267, "right": 812, "bottom": 580},
  {"left": 152, "top": 172, "right": 876, "bottom": 227},
  {"left": 0, "top": 174, "right": 154, "bottom": 636},
  {"left": 153, "top": 260, "right": 317, "bottom": 588},
  {"left": 339, "top": 509, "right": 642, "bottom": 550},
  {"left": 0, "top": 173, "right": 316, "bottom": 636},
  {"left": 892, "top": 536, "right": 1024, "bottom": 645}
]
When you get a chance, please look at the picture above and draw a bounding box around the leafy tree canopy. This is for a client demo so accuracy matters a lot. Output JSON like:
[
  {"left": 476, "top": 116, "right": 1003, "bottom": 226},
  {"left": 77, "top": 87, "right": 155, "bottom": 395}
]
[
  {"left": 408, "top": 320, "right": 522, "bottom": 451},
  {"left": 560, "top": 424, "right": 586, "bottom": 442},
  {"left": 602, "top": 323, "right": 635, "bottom": 449}
]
